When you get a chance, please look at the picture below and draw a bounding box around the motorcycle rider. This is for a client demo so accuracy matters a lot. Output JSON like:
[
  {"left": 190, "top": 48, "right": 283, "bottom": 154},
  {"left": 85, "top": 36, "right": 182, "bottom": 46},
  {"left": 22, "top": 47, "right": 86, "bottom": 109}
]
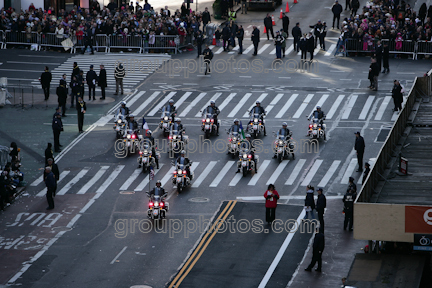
[
  {"left": 149, "top": 180, "right": 167, "bottom": 198},
  {"left": 228, "top": 119, "right": 241, "bottom": 133},
  {"left": 309, "top": 106, "right": 326, "bottom": 125},
  {"left": 143, "top": 130, "right": 159, "bottom": 169},
  {"left": 162, "top": 99, "right": 177, "bottom": 122},
  {"left": 116, "top": 101, "right": 130, "bottom": 119},
  {"left": 249, "top": 101, "right": 267, "bottom": 136},
  {"left": 171, "top": 118, "right": 184, "bottom": 141},
  {"left": 203, "top": 100, "right": 220, "bottom": 135},
  {"left": 127, "top": 114, "right": 139, "bottom": 135},
  {"left": 236, "top": 134, "right": 257, "bottom": 173},
  {"left": 274, "top": 122, "right": 291, "bottom": 158},
  {"left": 176, "top": 150, "right": 192, "bottom": 180}
]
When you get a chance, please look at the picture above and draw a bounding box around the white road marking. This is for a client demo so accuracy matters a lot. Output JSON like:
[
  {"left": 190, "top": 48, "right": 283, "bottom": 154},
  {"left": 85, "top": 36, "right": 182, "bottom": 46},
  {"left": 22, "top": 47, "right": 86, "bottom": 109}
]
[
  {"left": 119, "top": 168, "right": 141, "bottom": 191},
  {"left": 95, "top": 165, "right": 125, "bottom": 196},
  {"left": 134, "top": 164, "right": 164, "bottom": 191},
  {"left": 342, "top": 95, "right": 358, "bottom": 119},
  {"left": 243, "top": 44, "right": 255, "bottom": 54},
  {"left": 228, "top": 93, "right": 253, "bottom": 117},
  {"left": 218, "top": 93, "right": 237, "bottom": 112},
  {"left": 341, "top": 158, "right": 357, "bottom": 184},
  {"left": 308, "top": 94, "right": 329, "bottom": 117},
  {"left": 258, "top": 44, "right": 271, "bottom": 54},
  {"left": 248, "top": 160, "right": 271, "bottom": 185},
  {"left": 326, "top": 94, "right": 345, "bottom": 120},
  {"left": 301, "top": 159, "right": 323, "bottom": 186},
  {"left": 211, "top": 161, "right": 235, "bottom": 187},
  {"left": 229, "top": 173, "right": 243, "bottom": 187},
  {"left": 110, "top": 246, "right": 128, "bottom": 264},
  {"left": 374, "top": 96, "right": 392, "bottom": 121},
  {"left": 243, "top": 93, "right": 269, "bottom": 117},
  {"left": 293, "top": 94, "right": 314, "bottom": 119},
  {"left": 359, "top": 96, "right": 375, "bottom": 120},
  {"left": 36, "top": 170, "right": 70, "bottom": 197},
  {"left": 324, "top": 44, "right": 336, "bottom": 56},
  {"left": 266, "top": 160, "right": 289, "bottom": 185},
  {"left": 56, "top": 168, "right": 90, "bottom": 196},
  {"left": 175, "top": 92, "right": 193, "bottom": 109},
  {"left": 275, "top": 93, "right": 299, "bottom": 118},
  {"left": 133, "top": 91, "right": 162, "bottom": 117},
  {"left": 317, "top": 160, "right": 341, "bottom": 187},
  {"left": 192, "top": 161, "right": 217, "bottom": 187},
  {"left": 77, "top": 166, "right": 110, "bottom": 194},
  {"left": 195, "top": 93, "right": 222, "bottom": 117},
  {"left": 265, "top": 93, "right": 284, "bottom": 115},
  {"left": 147, "top": 91, "right": 175, "bottom": 116},
  {"left": 180, "top": 93, "right": 207, "bottom": 117},
  {"left": 285, "top": 159, "right": 306, "bottom": 185}
]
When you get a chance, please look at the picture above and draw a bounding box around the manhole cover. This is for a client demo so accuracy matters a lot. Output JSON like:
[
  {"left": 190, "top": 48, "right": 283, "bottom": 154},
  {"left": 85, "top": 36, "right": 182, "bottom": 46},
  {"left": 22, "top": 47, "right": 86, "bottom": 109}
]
[
  {"left": 189, "top": 197, "right": 210, "bottom": 203},
  {"left": 120, "top": 191, "right": 136, "bottom": 195}
]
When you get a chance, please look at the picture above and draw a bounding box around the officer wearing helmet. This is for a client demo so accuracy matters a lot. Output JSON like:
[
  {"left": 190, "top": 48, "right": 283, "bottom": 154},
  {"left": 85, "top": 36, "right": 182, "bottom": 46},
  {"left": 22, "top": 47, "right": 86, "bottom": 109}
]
[
  {"left": 250, "top": 100, "right": 267, "bottom": 136},
  {"left": 309, "top": 105, "right": 326, "bottom": 125},
  {"left": 117, "top": 101, "right": 130, "bottom": 117},
  {"left": 162, "top": 99, "right": 177, "bottom": 122},
  {"left": 203, "top": 100, "right": 220, "bottom": 135},
  {"left": 149, "top": 180, "right": 167, "bottom": 198},
  {"left": 277, "top": 122, "right": 291, "bottom": 138},
  {"left": 176, "top": 150, "right": 192, "bottom": 179},
  {"left": 143, "top": 130, "right": 159, "bottom": 169},
  {"left": 236, "top": 134, "right": 257, "bottom": 173},
  {"left": 228, "top": 119, "right": 241, "bottom": 133},
  {"left": 171, "top": 118, "right": 184, "bottom": 141},
  {"left": 127, "top": 114, "right": 139, "bottom": 131}
]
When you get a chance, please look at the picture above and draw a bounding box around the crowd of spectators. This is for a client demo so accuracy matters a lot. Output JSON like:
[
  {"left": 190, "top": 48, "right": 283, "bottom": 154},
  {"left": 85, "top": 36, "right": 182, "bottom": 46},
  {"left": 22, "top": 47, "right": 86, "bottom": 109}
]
[
  {"left": 0, "top": 0, "right": 212, "bottom": 47},
  {"left": 339, "top": 0, "right": 432, "bottom": 45}
]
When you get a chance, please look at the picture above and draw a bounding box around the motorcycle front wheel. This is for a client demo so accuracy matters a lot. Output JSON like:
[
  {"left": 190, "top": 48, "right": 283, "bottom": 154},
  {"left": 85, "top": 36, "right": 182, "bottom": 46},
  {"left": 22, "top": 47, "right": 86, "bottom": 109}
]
[{"left": 243, "top": 166, "right": 248, "bottom": 177}]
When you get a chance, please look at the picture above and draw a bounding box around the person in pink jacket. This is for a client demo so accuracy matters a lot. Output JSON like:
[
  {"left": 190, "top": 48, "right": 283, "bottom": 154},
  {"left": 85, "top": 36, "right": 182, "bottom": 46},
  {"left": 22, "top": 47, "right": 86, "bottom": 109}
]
[{"left": 264, "top": 184, "right": 280, "bottom": 225}]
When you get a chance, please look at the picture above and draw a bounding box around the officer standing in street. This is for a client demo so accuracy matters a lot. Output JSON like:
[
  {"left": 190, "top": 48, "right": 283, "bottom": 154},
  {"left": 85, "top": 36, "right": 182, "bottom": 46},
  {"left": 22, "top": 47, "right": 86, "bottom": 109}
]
[
  {"left": 98, "top": 64, "right": 107, "bottom": 100},
  {"left": 348, "top": 176, "right": 357, "bottom": 193},
  {"left": 282, "top": 13, "right": 290, "bottom": 35},
  {"left": 362, "top": 162, "right": 371, "bottom": 184},
  {"left": 52, "top": 113, "right": 63, "bottom": 152},
  {"left": 264, "top": 14, "right": 274, "bottom": 40},
  {"left": 40, "top": 66, "right": 52, "bottom": 101},
  {"left": 251, "top": 26, "right": 260, "bottom": 56},
  {"left": 86, "top": 65, "right": 97, "bottom": 101},
  {"left": 309, "top": 20, "right": 323, "bottom": 49},
  {"left": 44, "top": 166, "right": 56, "bottom": 210},
  {"left": 236, "top": 25, "right": 244, "bottom": 54},
  {"left": 320, "top": 22, "right": 327, "bottom": 50},
  {"left": 316, "top": 188, "right": 326, "bottom": 231},
  {"left": 305, "top": 227, "right": 325, "bottom": 272},
  {"left": 292, "top": 22, "right": 302, "bottom": 52},
  {"left": 343, "top": 188, "right": 357, "bottom": 231},
  {"left": 76, "top": 97, "right": 87, "bottom": 133},
  {"left": 354, "top": 131, "right": 365, "bottom": 172},
  {"left": 56, "top": 75, "right": 68, "bottom": 116}
]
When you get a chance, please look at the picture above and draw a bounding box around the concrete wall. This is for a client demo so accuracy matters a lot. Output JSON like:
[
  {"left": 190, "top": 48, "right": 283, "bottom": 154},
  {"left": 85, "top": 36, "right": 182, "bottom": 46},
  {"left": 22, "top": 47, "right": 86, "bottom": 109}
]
[{"left": 354, "top": 203, "right": 413, "bottom": 242}]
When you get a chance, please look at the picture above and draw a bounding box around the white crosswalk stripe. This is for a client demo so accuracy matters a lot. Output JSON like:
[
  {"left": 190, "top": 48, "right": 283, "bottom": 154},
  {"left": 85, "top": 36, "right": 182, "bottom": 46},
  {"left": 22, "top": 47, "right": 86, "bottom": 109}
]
[
  {"left": 77, "top": 166, "right": 110, "bottom": 194},
  {"left": 192, "top": 161, "right": 217, "bottom": 187},
  {"left": 229, "top": 173, "right": 243, "bottom": 187},
  {"left": 248, "top": 160, "right": 271, "bottom": 186},
  {"left": 265, "top": 93, "right": 284, "bottom": 115},
  {"left": 195, "top": 93, "right": 222, "bottom": 117},
  {"left": 95, "top": 165, "right": 125, "bottom": 196},
  {"left": 391, "top": 96, "right": 407, "bottom": 121},
  {"left": 218, "top": 93, "right": 237, "bottom": 112},
  {"left": 308, "top": 94, "right": 329, "bottom": 117},
  {"left": 285, "top": 159, "right": 306, "bottom": 185},
  {"left": 243, "top": 44, "right": 255, "bottom": 54},
  {"left": 342, "top": 95, "right": 358, "bottom": 120},
  {"left": 317, "top": 160, "right": 341, "bottom": 188},
  {"left": 359, "top": 96, "right": 375, "bottom": 120},
  {"left": 174, "top": 92, "right": 193, "bottom": 110},
  {"left": 243, "top": 93, "right": 269, "bottom": 117},
  {"left": 211, "top": 161, "right": 235, "bottom": 187},
  {"left": 214, "top": 47, "right": 224, "bottom": 54},
  {"left": 126, "top": 91, "right": 146, "bottom": 108},
  {"left": 301, "top": 159, "right": 323, "bottom": 186},
  {"left": 275, "top": 93, "right": 298, "bottom": 118},
  {"left": 36, "top": 170, "right": 70, "bottom": 197},
  {"left": 341, "top": 158, "right": 357, "bottom": 184},
  {"left": 293, "top": 94, "right": 314, "bottom": 119},
  {"left": 266, "top": 160, "right": 289, "bottom": 185},
  {"left": 57, "top": 168, "right": 90, "bottom": 196},
  {"left": 134, "top": 164, "right": 164, "bottom": 191},
  {"left": 375, "top": 96, "right": 392, "bottom": 121},
  {"left": 326, "top": 95, "right": 345, "bottom": 120},
  {"left": 180, "top": 92, "right": 207, "bottom": 117},
  {"left": 148, "top": 92, "right": 175, "bottom": 116},
  {"left": 228, "top": 93, "right": 252, "bottom": 117},
  {"left": 133, "top": 91, "right": 161, "bottom": 117},
  {"left": 258, "top": 44, "right": 271, "bottom": 54},
  {"left": 324, "top": 44, "right": 336, "bottom": 56},
  {"left": 119, "top": 168, "right": 142, "bottom": 191}
]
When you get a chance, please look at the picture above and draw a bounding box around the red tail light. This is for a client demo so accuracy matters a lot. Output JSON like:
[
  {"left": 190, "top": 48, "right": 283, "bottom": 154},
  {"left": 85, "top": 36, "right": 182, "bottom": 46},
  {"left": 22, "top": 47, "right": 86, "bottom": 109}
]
[
  {"left": 211, "top": 119, "right": 214, "bottom": 122},
  {"left": 309, "top": 125, "right": 313, "bottom": 129},
  {"left": 202, "top": 119, "right": 205, "bottom": 122},
  {"left": 160, "top": 202, "right": 164, "bottom": 207},
  {"left": 248, "top": 155, "right": 252, "bottom": 159},
  {"left": 132, "top": 134, "right": 136, "bottom": 139},
  {"left": 139, "top": 151, "right": 143, "bottom": 154},
  {"left": 169, "top": 136, "right": 172, "bottom": 140},
  {"left": 149, "top": 202, "right": 154, "bottom": 207}
]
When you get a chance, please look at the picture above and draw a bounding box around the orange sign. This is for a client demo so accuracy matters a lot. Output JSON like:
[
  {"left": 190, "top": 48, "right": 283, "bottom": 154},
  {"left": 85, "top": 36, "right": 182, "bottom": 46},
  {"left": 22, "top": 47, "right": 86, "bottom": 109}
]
[{"left": 405, "top": 206, "right": 432, "bottom": 233}]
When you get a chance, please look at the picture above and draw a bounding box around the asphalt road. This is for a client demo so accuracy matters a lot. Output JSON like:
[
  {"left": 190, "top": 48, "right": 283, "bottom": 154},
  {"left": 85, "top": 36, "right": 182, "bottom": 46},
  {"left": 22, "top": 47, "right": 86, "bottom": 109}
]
[{"left": 0, "top": 0, "right": 430, "bottom": 287}]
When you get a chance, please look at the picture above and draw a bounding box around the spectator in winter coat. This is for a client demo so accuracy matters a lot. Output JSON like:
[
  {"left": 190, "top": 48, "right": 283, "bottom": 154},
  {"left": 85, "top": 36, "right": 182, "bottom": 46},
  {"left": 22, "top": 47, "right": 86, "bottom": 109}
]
[
  {"left": 264, "top": 184, "right": 280, "bottom": 225},
  {"left": 304, "top": 185, "right": 316, "bottom": 219},
  {"left": 316, "top": 188, "right": 326, "bottom": 231}
]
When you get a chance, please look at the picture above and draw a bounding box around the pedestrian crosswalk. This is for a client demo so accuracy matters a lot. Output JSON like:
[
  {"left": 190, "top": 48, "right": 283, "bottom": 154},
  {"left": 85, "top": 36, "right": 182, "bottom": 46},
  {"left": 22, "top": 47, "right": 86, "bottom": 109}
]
[
  {"left": 31, "top": 156, "right": 370, "bottom": 197},
  {"left": 30, "top": 54, "right": 170, "bottom": 92}
]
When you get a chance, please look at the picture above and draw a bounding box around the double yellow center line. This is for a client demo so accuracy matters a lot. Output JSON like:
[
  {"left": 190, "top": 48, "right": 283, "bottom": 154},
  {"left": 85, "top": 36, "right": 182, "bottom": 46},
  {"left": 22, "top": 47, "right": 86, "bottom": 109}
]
[{"left": 169, "top": 200, "right": 237, "bottom": 288}]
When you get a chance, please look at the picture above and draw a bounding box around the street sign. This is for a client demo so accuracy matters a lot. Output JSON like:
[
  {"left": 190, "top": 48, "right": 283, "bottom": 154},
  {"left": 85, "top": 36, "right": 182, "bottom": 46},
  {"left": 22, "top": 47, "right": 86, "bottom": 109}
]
[
  {"left": 413, "top": 234, "right": 432, "bottom": 251},
  {"left": 400, "top": 156, "right": 408, "bottom": 174}
]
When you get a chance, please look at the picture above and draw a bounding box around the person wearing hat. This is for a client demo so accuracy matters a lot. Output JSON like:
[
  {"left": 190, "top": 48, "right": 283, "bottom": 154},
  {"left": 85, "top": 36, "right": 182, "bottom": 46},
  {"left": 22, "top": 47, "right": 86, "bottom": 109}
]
[
  {"left": 282, "top": 13, "right": 290, "bottom": 35},
  {"left": 86, "top": 65, "right": 97, "bottom": 101},
  {"left": 292, "top": 22, "right": 302, "bottom": 52},
  {"left": 280, "top": 29, "right": 288, "bottom": 57},
  {"left": 40, "top": 66, "right": 52, "bottom": 101},
  {"left": 354, "top": 131, "right": 365, "bottom": 172},
  {"left": 316, "top": 188, "right": 326, "bottom": 230},
  {"left": 52, "top": 113, "right": 63, "bottom": 152},
  {"left": 343, "top": 188, "right": 357, "bottom": 231},
  {"left": 299, "top": 33, "right": 308, "bottom": 61},
  {"left": 274, "top": 30, "right": 284, "bottom": 60},
  {"left": 56, "top": 74, "right": 68, "bottom": 116},
  {"left": 309, "top": 20, "right": 323, "bottom": 49},
  {"left": 45, "top": 158, "right": 60, "bottom": 195},
  {"left": 236, "top": 134, "right": 257, "bottom": 173},
  {"left": 98, "top": 64, "right": 107, "bottom": 100},
  {"left": 392, "top": 80, "right": 404, "bottom": 112},
  {"left": 114, "top": 62, "right": 125, "bottom": 95},
  {"left": 362, "top": 162, "right": 370, "bottom": 184},
  {"left": 319, "top": 21, "right": 327, "bottom": 50},
  {"left": 331, "top": 0, "right": 343, "bottom": 29},
  {"left": 76, "top": 96, "right": 87, "bottom": 133}
]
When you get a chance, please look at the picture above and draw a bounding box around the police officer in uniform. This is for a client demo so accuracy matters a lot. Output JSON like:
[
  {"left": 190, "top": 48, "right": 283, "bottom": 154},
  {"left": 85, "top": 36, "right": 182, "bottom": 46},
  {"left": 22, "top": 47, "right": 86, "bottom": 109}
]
[
  {"left": 149, "top": 180, "right": 167, "bottom": 198},
  {"left": 343, "top": 188, "right": 357, "bottom": 231},
  {"left": 144, "top": 130, "right": 159, "bottom": 169},
  {"left": 236, "top": 134, "right": 257, "bottom": 173},
  {"left": 76, "top": 97, "right": 87, "bottom": 133},
  {"left": 52, "top": 113, "right": 63, "bottom": 152},
  {"left": 203, "top": 100, "right": 220, "bottom": 135},
  {"left": 163, "top": 99, "right": 177, "bottom": 122},
  {"left": 176, "top": 150, "right": 192, "bottom": 179},
  {"left": 249, "top": 101, "right": 267, "bottom": 136},
  {"left": 40, "top": 66, "right": 52, "bottom": 100}
]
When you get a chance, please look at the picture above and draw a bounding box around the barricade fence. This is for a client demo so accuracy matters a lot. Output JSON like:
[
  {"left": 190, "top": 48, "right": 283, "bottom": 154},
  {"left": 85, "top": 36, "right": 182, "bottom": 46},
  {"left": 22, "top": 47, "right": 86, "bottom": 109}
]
[
  {"left": 344, "top": 38, "right": 417, "bottom": 59},
  {"left": 0, "top": 30, "right": 6, "bottom": 49}
]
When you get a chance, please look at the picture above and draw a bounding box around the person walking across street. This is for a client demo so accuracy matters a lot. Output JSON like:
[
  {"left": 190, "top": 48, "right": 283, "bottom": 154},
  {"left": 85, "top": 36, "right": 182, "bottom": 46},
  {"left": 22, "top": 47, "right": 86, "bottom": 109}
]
[
  {"left": 236, "top": 25, "right": 244, "bottom": 54},
  {"left": 44, "top": 166, "right": 56, "bottom": 210},
  {"left": 76, "top": 97, "right": 87, "bottom": 133},
  {"left": 332, "top": 0, "right": 343, "bottom": 29},
  {"left": 316, "top": 188, "right": 326, "bottom": 231},
  {"left": 304, "top": 185, "right": 316, "bottom": 219},
  {"left": 52, "top": 113, "right": 63, "bottom": 152},
  {"left": 274, "top": 30, "right": 284, "bottom": 59},
  {"left": 264, "top": 184, "right": 280, "bottom": 225},
  {"left": 305, "top": 227, "right": 325, "bottom": 272},
  {"left": 40, "top": 66, "right": 52, "bottom": 101},
  {"left": 86, "top": 65, "right": 97, "bottom": 101},
  {"left": 292, "top": 23, "right": 302, "bottom": 52},
  {"left": 280, "top": 29, "right": 288, "bottom": 57},
  {"left": 354, "top": 131, "right": 365, "bottom": 172},
  {"left": 251, "top": 26, "right": 260, "bottom": 56},
  {"left": 98, "top": 64, "right": 107, "bottom": 100},
  {"left": 56, "top": 75, "right": 68, "bottom": 116},
  {"left": 343, "top": 188, "right": 357, "bottom": 231},
  {"left": 368, "top": 57, "right": 379, "bottom": 91},
  {"left": 282, "top": 13, "right": 289, "bottom": 35},
  {"left": 382, "top": 42, "right": 390, "bottom": 73},
  {"left": 264, "top": 14, "right": 274, "bottom": 40},
  {"left": 392, "top": 80, "right": 404, "bottom": 112},
  {"left": 114, "top": 63, "right": 125, "bottom": 95}
]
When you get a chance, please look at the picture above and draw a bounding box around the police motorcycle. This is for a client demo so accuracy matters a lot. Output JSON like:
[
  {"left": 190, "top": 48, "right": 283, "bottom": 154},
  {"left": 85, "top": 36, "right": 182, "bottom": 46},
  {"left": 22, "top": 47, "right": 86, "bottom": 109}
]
[
  {"left": 226, "top": 131, "right": 241, "bottom": 159},
  {"left": 306, "top": 111, "right": 326, "bottom": 141},
  {"left": 145, "top": 183, "right": 168, "bottom": 220},
  {"left": 171, "top": 160, "right": 193, "bottom": 193},
  {"left": 247, "top": 109, "right": 267, "bottom": 139},
  {"left": 273, "top": 131, "right": 295, "bottom": 163},
  {"left": 138, "top": 140, "right": 158, "bottom": 173},
  {"left": 237, "top": 136, "right": 259, "bottom": 177},
  {"left": 122, "top": 128, "right": 141, "bottom": 155},
  {"left": 158, "top": 110, "right": 175, "bottom": 137},
  {"left": 168, "top": 129, "right": 188, "bottom": 156},
  {"left": 201, "top": 110, "right": 220, "bottom": 139},
  {"left": 113, "top": 114, "right": 127, "bottom": 139}
]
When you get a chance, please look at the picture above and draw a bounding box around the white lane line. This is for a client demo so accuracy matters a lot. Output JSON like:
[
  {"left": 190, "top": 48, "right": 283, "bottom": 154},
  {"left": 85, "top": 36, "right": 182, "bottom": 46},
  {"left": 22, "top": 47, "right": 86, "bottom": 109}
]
[
  {"left": 248, "top": 160, "right": 271, "bottom": 186},
  {"left": 180, "top": 92, "right": 207, "bottom": 117},
  {"left": 317, "top": 160, "right": 341, "bottom": 188},
  {"left": 229, "top": 173, "right": 243, "bottom": 187},
  {"left": 133, "top": 91, "right": 161, "bottom": 117},
  {"left": 192, "top": 161, "right": 217, "bottom": 187},
  {"left": 285, "top": 159, "right": 306, "bottom": 185},
  {"left": 126, "top": 91, "right": 146, "bottom": 108},
  {"left": 217, "top": 93, "right": 237, "bottom": 112},
  {"left": 308, "top": 94, "right": 329, "bottom": 118},
  {"left": 174, "top": 92, "right": 193, "bottom": 110},
  {"left": 95, "top": 165, "right": 125, "bottom": 195},
  {"left": 270, "top": 48, "right": 276, "bottom": 54},
  {"left": 119, "top": 168, "right": 142, "bottom": 191},
  {"left": 313, "top": 46, "right": 321, "bottom": 56},
  {"left": 195, "top": 93, "right": 222, "bottom": 117},
  {"left": 243, "top": 93, "right": 269, "bottom": 117},
  {"left": 275, "top": 93, "right": 299, "bottom": 118},
  {"left": 341, "top": 158, "right": 357, "bottom": 184},
  {"left": 285, "top": 44, "right": 294, "bottom": 55},
  {"left": 257, "top": 209, "right": 306, "bottom": 288},
  {"left": 161, "top": 166, "right": 175, "bottom": 187},
  {"left": 301, "top": 159, "right": 323, "bottom": 186},
  {"left": 266, "top": 160, "right": 290, "bottom": 185},
  {"left": 359, "top": 95, "right": 375, "bottom": 120},
  {"left": 36, "top": 171, "right": 70, "bottom": 197},
  {"left": 243, "top": 44, "right": 255, "bottom": 54},
  {"left": 110, "top": 246, "right": 128, "bottom": 264},
  {"left": 56, "top": 168, "right": 90, "bottom": 196},
  {"left": 214, "top": 47, "right": 224, "bottom": 54},
  {"left": 265, "top": 93, "right": 284, "bottom": 115},
  {"left": 326, "top": 94, "right": 344, "bottom": 120},
  {"left": 293, "top": 94, "right": 314, "bottom": 119},
  {"left": 147, "top": 91, "right": 176, "bottom": 116},
  {"left": 134, "top": 164, "right": 164, "bottom": 191},
  {"left": 258, "top": 44, "right": 271, "bottom": 54},
  {"left": 228, "top": 93, "right": 252, "bottom": 118},
  {"left": 374, "top": 96, "right": 392, "bottom": 121},
  {"left": 210, "top": 161, "right": 235, "bottom": 187},
  {"left": 342, "top": 95, "right": 358, "bottom": 119},
  {"left": 30, "top": 175, "right": 44, "bottom": 187},
  {"left": 77, "top": 166, "right": 110, "bottom": 194},
  {"left": 324, "top": 44, "right": 336, "bottom": 56}
]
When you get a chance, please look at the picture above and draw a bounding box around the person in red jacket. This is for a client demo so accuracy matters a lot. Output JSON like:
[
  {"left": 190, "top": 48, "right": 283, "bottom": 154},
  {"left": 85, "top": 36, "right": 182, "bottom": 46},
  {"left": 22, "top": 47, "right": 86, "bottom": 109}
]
[{"left": 264, "top": 184, "right": 280, "bottom": 225}]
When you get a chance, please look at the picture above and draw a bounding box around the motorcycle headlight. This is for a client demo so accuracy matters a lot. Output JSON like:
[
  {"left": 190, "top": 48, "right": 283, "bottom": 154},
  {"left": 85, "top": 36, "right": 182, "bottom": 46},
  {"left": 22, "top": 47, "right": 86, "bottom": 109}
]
[
  {"left": 279, "top": 140, "right": 283, "bottom": 145},
  {"left": 206, "top": 118, "right": 210, "bottom": 123},
  {"left": 232, "top": 137, "right": 236, "bottom": 141},
  {"left": 143, "top": 151, "right": 148, "bottom": 155},
  {"left": 117, "top": 119, "right": 122, "bottom": 124},
  {"left": 164, "top": 116, "right": 168, "bottom": 121},
  {"left": 127, "top": 134, "right": 131, "bottom": 139},
  {"left": 154, "top": 201, "right": 159, "bottom": 207},
  {"left": 243, "top": 154, "right": 247, "bottom": 159},
  {"left": 178, "top": 169, "right": 182, "bottom": 174},
  {"left": 313, "top": 124, "right": 317, "bottom": 128},
  {"left": 173, "top": 135, "right": 177, "bottom": 139},
  {"left": 254, "top": 118, "right": 258, "bottom": 123}
]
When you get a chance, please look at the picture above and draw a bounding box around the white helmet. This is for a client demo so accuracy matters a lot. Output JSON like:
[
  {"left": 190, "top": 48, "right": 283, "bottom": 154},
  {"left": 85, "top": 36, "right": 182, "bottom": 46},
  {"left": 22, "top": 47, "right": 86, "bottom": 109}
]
[
  {"left": 181, "top": 150, "right": 186, "bottom": 154},
  {"left": 147, "top": 130, "right": 152, "bottom": 135},
  {"left": 210, "top": 100, "right": 215, "bottom": 104},
  {"left": 256, "top": 101, "right": 261, "bottom": 104},
  {"left": 169, "top": 99, "right": 174, "bottom": 103},
  {"left": 316, "top": 106, "right": 321, "bottom": 109},
  {"left": 234, "top": 118, "right": 239, "bottom": 123},
  {"left": 282, "top": 122, "right": 287, "bottom": 126},
  {"left": 129, "top": 114, "right": 135, "bottom": 117},
  {"left": 121, "top": 101, "right": 126, "bottom": 105},
  {"left": 175, "top": 118, "right": 181, "bottom": 122},
  {"left": 246, "top": 134, "right": 251, "bottom": 138}
]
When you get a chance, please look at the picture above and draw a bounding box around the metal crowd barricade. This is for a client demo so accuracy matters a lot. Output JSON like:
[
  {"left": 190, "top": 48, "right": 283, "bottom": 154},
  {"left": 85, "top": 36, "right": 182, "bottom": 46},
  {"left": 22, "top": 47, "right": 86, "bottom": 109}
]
[
  {"left": 0, "top": 31, "right": 5, "bottom": 49},
  {"left": 416, "top": 41, "right": 432, "bottom": 57},
  {"left": 345, "top": 38, "right": 362, "bottom": 53},
  {"left": 39, "top": 33, "right": 68, "bottom": 50},
  {"left": 107, "top": 34, "right": 142, "bottom": 53},
  {"left": 149, "top": 35, "right": 178, "bottom": 54},
  {"left": 94, "top": 34, "right": 108, "bottom": 53},
  {"left": 70, "top": 34, "right": 109, "bottom": 54},
  {"left": 5, "top": 30, "right": 40, "bottom": 49},
  {"left": 383, "top": 39, "right": 416, "bottom": 59}
]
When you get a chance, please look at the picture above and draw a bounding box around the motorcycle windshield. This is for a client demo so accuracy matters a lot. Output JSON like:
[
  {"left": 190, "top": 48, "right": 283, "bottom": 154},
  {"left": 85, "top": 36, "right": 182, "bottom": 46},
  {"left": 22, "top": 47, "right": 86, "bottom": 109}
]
[
  {"left": 252, "top": 107, "right": 261, "bottom": 114},
  {"left": 313, "top": 111, "right": 319, "bottom": 119},
  {"left": 231, "top": 131, "right": 239, "bottom": 137},
  {"left": 207, "top": 107, "right": 215, "bottom": 115},
  {"left": 161, "top": 111, "right": 169, "bottom": 117}
]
